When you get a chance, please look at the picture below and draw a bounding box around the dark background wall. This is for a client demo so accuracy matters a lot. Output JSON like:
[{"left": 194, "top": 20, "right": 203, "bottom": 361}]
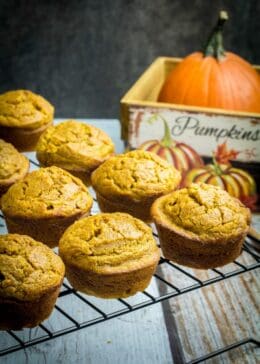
[{"left": 1, "top": 0, "right": 260, "bottom": 118}]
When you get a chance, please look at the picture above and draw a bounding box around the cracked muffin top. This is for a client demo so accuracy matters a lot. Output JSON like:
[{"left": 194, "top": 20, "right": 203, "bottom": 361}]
[
  {"left": 0, "top": 90, "right": 54, "bottom": 129},
  {"left": 0, "top": 139, "right": 29, "bottom": 182},
  {"left": 1, "top": 166, "right": 93, "bottom": 218},
  {"left": 0, "top": 234, "right": 65, "bottom": 301},
  {"left": 151, "top": 183, "right": 251, "bottom": 242},
  {"left": 36, "top": 120, "right": 115, "bottom": 172},
  {"left": 91, "top": 150, "right": 181, "bottom": 201},
  {"left": 59, "top": 212, "right": 160, "bottom": 273}
]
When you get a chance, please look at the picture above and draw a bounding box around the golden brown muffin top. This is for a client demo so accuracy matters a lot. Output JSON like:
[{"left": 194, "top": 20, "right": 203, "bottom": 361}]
[
  {"left": 0, "top": 139, "right": 29, "bottom": 182},
  {"left": 59, "top": 212, "right": 160, "bottom": 273},
  {"left": 151, "top": 183, "right": 251, "bottom": 242},
  {"left": 0, "top": 90, "right": 54, "bottom": 129},
  {"left": 1, "top": 166, "right": 93, "bottom": 218},
  {"left": 91, "top": 150, "right": 181, "bottom": 201},
  {"left": 0, "top": 234, "right": 65, "bottom": 301},
  {"left": 36, "top": 120, "right": 115, "bottom": 171}
]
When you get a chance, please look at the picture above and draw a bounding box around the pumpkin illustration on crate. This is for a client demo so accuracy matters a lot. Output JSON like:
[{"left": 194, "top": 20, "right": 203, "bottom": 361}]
[
  {"left": 182, "top": 142, "right": 258, "bottom": 210},
  {"left": 138, "top": 114, "right": 204, "bottom": 174}
]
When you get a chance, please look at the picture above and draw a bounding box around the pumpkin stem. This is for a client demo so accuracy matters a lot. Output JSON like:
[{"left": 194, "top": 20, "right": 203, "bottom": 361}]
[
  {"left": 203, "top": 10, "right": 228, "bottom": 60},
  {"left": 147, "top": 114, "right": 173, "bottom": 147},
  {"left": 212, "top": 153, "right": 223, "bottom": 175},
  {"left": 160, "top": 117, "right": 173, "bottom": 147}
]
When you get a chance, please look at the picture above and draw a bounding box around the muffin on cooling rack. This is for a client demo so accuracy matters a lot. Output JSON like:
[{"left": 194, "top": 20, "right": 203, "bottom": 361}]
[
  {"left": 0, "top": 234, "right": 65, "bottom": 330},
  {"left": 91, "top": 150, "right": 181, "bottom": 221},
  {"left": 1, "top": 166, "right": 93, "bottom": 247},
  {"left": 0, "top": 139, "right": 29, "bottom": 198},
  {"left": 59, "top": 212, "right": 160, "bottom": 298},
  {"left": 36, "top": 120, "right": 115, "bottom": 184},
  {"left": 0, "top": 90, "right": 54, "bottom": 151},
  {"left": 151, "top": 183, "right": 251, "bottom": 269}
]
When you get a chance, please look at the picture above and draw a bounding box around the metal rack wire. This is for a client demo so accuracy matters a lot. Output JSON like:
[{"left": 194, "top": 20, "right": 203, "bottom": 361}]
[{"left": 0, "top": 155, "right": 259, "bottom": 363}]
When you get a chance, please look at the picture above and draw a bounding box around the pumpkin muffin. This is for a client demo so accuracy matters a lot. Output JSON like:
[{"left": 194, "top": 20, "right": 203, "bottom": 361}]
[
  {"left": 1, "top": 166, "right": 93, "bottom": 248},
  {"left": 0, "top": 90, "right": 54, "bottom": 151},
  {"left": 91, "top": 150, "right": 181, "bottom": 221},
  {"left": 0, "top": 234, "right": 65, "bottom": 330},
  {"left": 36, "top": 120, "right": 115, "bottom": 184},
  {"left": 59, "top": 212, "right": 160, "bottom": 298},
  {"left": 0, "top": 139, "right": 29, "bottom": 198},
  {"left": 151, "top": 183, "right": 251, "bottom": 269}
]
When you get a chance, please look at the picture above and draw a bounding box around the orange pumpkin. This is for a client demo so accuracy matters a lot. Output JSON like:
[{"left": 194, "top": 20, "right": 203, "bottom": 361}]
[
  {"left": 182, "top": 142, "right": 258, "bottom": 210},
  {"left": 158, "top": 11, "right": 260, "bottom": 113},
  {"left": 138, "top": 115, "right": 203, "bottom": 173}
]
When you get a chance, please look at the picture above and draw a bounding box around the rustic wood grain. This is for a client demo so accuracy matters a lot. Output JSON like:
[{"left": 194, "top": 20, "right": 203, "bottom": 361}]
[
  {"left": 159, "top": 243, "right": 260, "bottom": 363},
  {"left": 0, "top": 306, "right": 173, "bottom": 364}
]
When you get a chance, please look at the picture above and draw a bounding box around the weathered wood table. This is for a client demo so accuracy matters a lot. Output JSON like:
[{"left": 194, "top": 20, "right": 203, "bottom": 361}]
[{"left": 0, "top": 119, "right": 259, "bottom": 364}]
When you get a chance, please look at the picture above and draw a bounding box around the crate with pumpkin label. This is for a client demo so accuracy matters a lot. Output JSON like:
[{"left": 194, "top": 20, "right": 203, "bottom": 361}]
[{"left": 120, "top": 11, "right": 260, "bottom": 211}]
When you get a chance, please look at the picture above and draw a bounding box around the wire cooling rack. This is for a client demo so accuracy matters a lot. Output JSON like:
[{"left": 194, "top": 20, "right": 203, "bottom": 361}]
[{"left": 0, "top": 155, "right": 259, "bottom": 363}]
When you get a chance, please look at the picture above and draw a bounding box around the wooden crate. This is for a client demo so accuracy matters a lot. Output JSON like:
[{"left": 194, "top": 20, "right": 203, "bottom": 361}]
[
  {"left": 120, "top": 57, "right": 260, "bottom": 161},
  {"left": 120, "top": 57, "right": 260, "bottom": 208}
]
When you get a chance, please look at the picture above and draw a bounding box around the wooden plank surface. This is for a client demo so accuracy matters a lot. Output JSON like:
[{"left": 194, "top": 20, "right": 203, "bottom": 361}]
[
  {"left": 0, "top": 307, "right": 173, "bottom": 364},
  {"left": 158, "top": 215, "right": 260, "bottom": 363},
  {"left": 0, "top": 119, "right": 259, "bottom": 364},
  {"left": 160, "top": 252, "right": 260, "bottom": 363}
]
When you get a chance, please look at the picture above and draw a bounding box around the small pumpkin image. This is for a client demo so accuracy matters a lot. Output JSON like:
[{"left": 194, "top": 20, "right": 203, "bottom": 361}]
[
  {"left": 138, "top": 114, "right": 204, "bottom": 174},
  {"left": 158, "top": 11, "right": 260, "bottom": 113},
  {"left": 182, "top": 142, "right": 258, "bottom": 210}
]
